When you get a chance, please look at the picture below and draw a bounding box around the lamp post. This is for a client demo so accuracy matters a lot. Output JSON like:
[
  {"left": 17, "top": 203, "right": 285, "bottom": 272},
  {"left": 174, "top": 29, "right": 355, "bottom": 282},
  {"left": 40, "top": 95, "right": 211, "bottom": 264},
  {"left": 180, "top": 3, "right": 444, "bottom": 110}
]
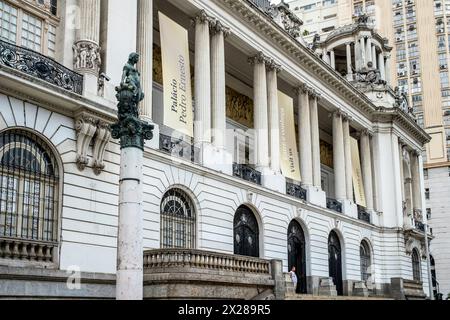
[{"left": 110, "top": 52, "right": 154, "bottom": 300}]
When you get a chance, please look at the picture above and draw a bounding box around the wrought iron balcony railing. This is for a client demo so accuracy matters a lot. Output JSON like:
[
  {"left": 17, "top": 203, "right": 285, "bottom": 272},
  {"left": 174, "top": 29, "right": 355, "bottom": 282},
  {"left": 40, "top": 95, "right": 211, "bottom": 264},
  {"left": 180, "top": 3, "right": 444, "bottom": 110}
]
[
  {"left": 159, "top": 133, "right": 198, "bottom": 163},
  {"left": 327, "top": 198, "right": 343, "bottom": 213},
  {"left": 357, "top": 205, "right": 371, "bottom": 224},
  {"left": 286, "top": 182, "right": 307, "bottom": 201},
  {"left": 0, "top": 39, "right": 83, "bottom": 95},
  {"left": 233, "top": 163, "right": 262, "bottom": 185},
  {"left": 415, "top": 220, "right": 425, "bottom": 233}
]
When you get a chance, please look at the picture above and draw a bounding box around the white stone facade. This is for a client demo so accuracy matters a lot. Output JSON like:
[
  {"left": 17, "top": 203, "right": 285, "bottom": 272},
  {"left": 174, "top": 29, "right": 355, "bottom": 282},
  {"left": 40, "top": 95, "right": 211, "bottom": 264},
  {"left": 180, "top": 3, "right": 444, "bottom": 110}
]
[{"left": 0, "top": 0, "right": 432, "bottom": 298}]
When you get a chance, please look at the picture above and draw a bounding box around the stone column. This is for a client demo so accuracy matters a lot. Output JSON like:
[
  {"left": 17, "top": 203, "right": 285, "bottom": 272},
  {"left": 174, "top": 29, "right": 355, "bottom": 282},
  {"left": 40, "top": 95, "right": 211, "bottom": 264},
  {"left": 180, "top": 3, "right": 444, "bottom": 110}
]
[
  {"left": 73, "top": 0, "right": 101, "bottom": 96},
  {"left": 330, "top": 50, "right": 336, "bottom": 69},
  {"left": 250, "top": 52, "right": 270, "bottom": 169},
  {"left": 398, "top": 139, "right": 406, "bottom": 201},
  {"left": 111, "top": 55, "right": 154, "bottom": 300},
  {"left": 360, "top": 37, "right": 366, "bottom": 68},
  {"left": 361, "top": 130, "right": 374, "bottom": 211},
  {"left": 211, "top": 21, "right": 230, "bottom": 151},
  {"left": 343, "top": 117, "right": 353, "bottom": 201},
  {"left": 323, "top": 51, "right": 330, "bottom": 65},
  {"left": 354, "top": 39, "right": 360, "bottom": 70},
  {"left": 136, "top": 0, "right": 153, "bottom": 121},
  {"left": 267, "top": 61, "right": 282, "bottom": 173},
  {"left": 378, "top": 53, "right": 386, "bottom": 81},
  {"left": 371, "top": 45, "right": 377, "bottom": 69},
  {"left": 385, "top": 55, "right": 391, "bottom": 85},
  {"left": 346, "top": 42, "right": 353, "bottom": 79},
  {"left": 332, "top": 111, "right": 346, "bottom": 201},
  {"left": 298, "top": 85, "right": 313, "bottom": 187},
  {"left": 411, "top": 150, "right": 422, "bottom": 211},
  {"left": 366, "top": 37, "right": 372, "bottom": 64},
  {"left": 310, "top": 92, "right": 322, "bottom": 188},
  {"left": 194, "top": 11, "right": 213, "bottom": 154}
]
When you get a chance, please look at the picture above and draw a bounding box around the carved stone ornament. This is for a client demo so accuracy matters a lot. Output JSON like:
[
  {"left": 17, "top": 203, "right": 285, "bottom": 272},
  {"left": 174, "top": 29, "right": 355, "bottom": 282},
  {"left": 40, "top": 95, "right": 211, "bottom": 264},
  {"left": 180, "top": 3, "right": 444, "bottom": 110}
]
[
  {"left": 75, "top": 115, "right": 97, "bottom": 171},
  {"left": 110, "top": 52, "right": 154, "bottom": 150},
  {"left": 75, "top": 112, "right": 114, "bottom": 175},
  {"left": 73, "top": 40, "right": 101, "bottom": 74}
]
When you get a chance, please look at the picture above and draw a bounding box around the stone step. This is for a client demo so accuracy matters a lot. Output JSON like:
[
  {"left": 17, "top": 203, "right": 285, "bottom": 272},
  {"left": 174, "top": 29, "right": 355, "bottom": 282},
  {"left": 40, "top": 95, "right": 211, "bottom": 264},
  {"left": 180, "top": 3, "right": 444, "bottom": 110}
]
[{"left": 285, "top": 294, "right": 392, "bottom": 300}]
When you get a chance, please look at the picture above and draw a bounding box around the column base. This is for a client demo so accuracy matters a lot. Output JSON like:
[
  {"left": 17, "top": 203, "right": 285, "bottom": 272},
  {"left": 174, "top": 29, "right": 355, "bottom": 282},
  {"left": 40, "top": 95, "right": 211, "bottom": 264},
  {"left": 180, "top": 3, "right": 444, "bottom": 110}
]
[
  {"left": 305, "top": 186, "right": 326, "bottom": 208},
  {"left": 143, "top": 122, "right": 160, "bottom": 150},
  {"left": 260, "top": 168, "right": 286, "bottom": 194},
  {"left": 341, "top": 199, "right": 357, "bottom": 219},
  {"left": 202, "top": 144, "right": 233, "bottom": 176}
]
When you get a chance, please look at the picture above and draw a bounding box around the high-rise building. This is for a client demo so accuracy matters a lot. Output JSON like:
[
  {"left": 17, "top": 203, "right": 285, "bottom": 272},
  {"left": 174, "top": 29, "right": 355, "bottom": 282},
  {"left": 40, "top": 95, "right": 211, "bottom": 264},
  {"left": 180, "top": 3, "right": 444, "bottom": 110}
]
[{"left": 288, "top": 0, "right": 450, "bottom": 299}]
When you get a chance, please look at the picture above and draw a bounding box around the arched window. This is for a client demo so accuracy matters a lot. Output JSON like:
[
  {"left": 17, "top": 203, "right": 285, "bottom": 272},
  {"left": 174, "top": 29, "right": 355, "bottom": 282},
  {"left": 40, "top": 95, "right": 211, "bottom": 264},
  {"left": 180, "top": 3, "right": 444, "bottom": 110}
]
[
  {"left": 0, "top": 129, "right": 59, "bottom": 246},
  {"left": 360, "top": 240, "right": 372, "bottom": 282},
  {"left": 412, "top": 248, "right": 421, "bottom": 281},
  {"left": 234, "top": 206, "right": 259, "bottom": 257},
  {"left": 160, "top": 188, "right": 195, "bottom": 249}
]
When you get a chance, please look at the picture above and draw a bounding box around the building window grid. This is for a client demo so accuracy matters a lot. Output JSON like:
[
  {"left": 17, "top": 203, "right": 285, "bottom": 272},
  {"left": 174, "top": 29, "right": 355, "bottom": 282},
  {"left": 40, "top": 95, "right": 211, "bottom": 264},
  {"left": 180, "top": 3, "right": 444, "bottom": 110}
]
[{"left": 0, "top": 0, "right": 57, "bottom": 56}]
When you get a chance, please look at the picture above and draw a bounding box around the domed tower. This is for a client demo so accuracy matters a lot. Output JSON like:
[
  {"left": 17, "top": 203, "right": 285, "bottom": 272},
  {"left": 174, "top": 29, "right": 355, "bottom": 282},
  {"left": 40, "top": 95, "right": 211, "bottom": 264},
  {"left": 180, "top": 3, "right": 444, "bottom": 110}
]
[{"left": 312, "top": 13, "right": 412, "bottom": 116}]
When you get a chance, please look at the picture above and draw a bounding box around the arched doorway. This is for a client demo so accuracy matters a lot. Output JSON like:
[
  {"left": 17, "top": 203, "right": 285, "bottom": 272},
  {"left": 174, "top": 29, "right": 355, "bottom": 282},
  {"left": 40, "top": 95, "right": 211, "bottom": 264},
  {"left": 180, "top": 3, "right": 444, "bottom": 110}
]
[
  {"left": 328, "top": 231, "right": 343, "bottom": 295},
  {"left": 412, "top": 248, "right": 421, "bottom": 281},
  {"left": 287, "top": 220, "right": 307, "bottom": 293},
  {"left": 360, "top": 240, "right": 372, "bottom": 282},
  {"left": 430, "top": 255, "right": 438, "bottom": 297},
  {"left": 234, "top": 206, "right": 259, "bottom": 257}
]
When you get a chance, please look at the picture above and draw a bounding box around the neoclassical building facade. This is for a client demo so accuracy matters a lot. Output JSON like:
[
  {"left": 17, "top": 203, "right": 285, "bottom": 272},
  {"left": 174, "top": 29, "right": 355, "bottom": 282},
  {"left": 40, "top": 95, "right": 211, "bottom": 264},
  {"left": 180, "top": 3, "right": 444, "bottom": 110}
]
[{"left": 0, "top": 0, "right": 432, "bottom": 299}]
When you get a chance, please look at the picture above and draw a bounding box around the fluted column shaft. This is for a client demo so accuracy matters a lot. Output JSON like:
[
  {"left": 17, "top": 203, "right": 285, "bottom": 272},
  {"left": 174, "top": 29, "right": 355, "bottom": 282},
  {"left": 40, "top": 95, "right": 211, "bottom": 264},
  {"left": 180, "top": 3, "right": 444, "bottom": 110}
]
[
  {"left": 267, "top": 63, "right": 282, "bottom": 173},
  {"left": 354, "top": 39, "right": 360, "bottom": 70},
  {"left": 343, "top": 118, "right": 353, "bottom": 201},
  {"left": 411, "top": 152, "right": 422, "bottom": 211},
  {"left": 330, "top": 50, "right": 336, "bottom": 69},
  {"left": 398, "top": 141, "right": 406, "bottom": 200},
  {"left": 378, "top": 54, "right": 386, "bottom": 81},
  {"left": 78, "top": 0, "right": 100, "bottom": 42},
  {"left": 137, "top": 0, "right": 153, "bottom": 120},
  {"left": 211, "top": 22, "right": 229, "bottom": 150},
  {"left": 346, "top": 42, "right": 353, "bottom": 77},
  {"left": 298, "top": 87, "right": 313, "bottom": 186},
  {"left": 385, "top": 55, "right": 391, "bottom": 85},
  {"left": 371, "top": 45, "right": 377, "bottom": 68},
  {"left": 360, "top": 37, "right": 366, "bottom": 68},
  {"left": 361, "top": 131, "right": 374, "bottom": 210},
  {"left": 310, "top": 94, "right": 321, "bottom": 188},
  {"left": 251, "top": 53, "right": 269, "bottom": 168},
  {"left": 333, "top": 112, "right": 346, "bottom": 201},
  {"left": 366, "top": 37, "right": 372, "bottom": 64},
  {"left": 194, "top": 12, "right": 212, "bottom": 147}
]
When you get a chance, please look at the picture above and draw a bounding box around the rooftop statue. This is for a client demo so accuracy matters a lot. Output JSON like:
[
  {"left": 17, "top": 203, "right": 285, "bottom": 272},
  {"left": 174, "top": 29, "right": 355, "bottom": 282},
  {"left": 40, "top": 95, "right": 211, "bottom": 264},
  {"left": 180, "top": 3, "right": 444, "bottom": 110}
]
[
  {"left": 355, "top": 61, "right": 386, "bottom": 86},
  {"left": 110, "top": 52, "right": 153, "bottom": 150}
]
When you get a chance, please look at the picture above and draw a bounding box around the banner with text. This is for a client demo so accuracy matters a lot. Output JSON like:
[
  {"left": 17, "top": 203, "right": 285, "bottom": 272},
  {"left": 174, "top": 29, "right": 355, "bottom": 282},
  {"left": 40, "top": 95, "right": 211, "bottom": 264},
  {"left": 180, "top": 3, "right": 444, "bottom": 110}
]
[
  {"left": 278, "top": 91, "right": 301, "bottom": 182},
  {"left": 159, "top": 12, "right": 193, "bottom": 137},
  {"left": 350, "top": 137, "right": 366, "bottom": 207}
]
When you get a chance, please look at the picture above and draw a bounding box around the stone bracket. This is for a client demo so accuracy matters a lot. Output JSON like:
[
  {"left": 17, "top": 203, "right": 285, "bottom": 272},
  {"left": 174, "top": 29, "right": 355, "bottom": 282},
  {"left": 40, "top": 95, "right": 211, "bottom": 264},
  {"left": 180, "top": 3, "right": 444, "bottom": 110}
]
[{"left": 75, "top": 111, "right": 113, "bottom": 175}]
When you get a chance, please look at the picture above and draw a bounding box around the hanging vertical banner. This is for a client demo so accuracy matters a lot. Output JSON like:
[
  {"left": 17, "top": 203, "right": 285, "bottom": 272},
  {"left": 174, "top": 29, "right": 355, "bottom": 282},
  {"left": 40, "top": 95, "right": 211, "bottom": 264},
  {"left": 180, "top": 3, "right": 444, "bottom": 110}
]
[
  {"left": 278, "top": 91, "right": 301, "bottom": 182},
  {"left": 350, "top": 137, "right": 366, "bottom": 207},
  {"left": 159, "top": 12, "right": 194, "bottom": 137}
]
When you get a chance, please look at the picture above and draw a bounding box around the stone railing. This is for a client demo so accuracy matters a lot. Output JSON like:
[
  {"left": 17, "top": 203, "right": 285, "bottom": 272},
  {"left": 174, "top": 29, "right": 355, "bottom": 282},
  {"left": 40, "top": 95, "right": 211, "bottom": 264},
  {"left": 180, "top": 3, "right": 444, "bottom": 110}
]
[
  {"left": 286, "top": 182, "right": 307, "bottom": 201},
  {"left": 327, "top": 198, "right": 343, "bottom": 213},
  {"left": 233, "top": 163, "right": 262, "bottom": 185},
  {"left": 159, "top": 133, "right": 198, "bottom": 163},
  {"left": 144, "top": 248, "right": 271, "bottom": 275},
  {"left": 0, "top": 237, "right": 57, "bottom": 263},
  {"left": 0, "top": 39, "right": 83, "bottom": 95}
]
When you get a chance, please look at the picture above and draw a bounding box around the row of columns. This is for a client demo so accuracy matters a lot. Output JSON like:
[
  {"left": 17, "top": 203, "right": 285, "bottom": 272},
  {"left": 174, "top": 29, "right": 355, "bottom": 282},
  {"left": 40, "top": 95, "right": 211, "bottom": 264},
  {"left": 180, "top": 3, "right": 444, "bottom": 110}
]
[
  {"left": 398, "top": 139, "right": 423, "bottom": 228},
  {"left": 332, "top": 111, "right": 375, "bottom": 210}
]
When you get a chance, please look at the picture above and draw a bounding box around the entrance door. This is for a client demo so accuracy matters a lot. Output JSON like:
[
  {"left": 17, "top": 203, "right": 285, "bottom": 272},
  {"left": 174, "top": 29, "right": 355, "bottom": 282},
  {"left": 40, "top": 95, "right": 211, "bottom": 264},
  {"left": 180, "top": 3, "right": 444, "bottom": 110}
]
[
  {"left": 328, "top": 231, "right": 343, "bottom": 295},
  {"left": 234, "top": 206, "right": 259, "bottom": 257},
  {"left": 288, "top": 220, "right": 307, "bottom": 293}
]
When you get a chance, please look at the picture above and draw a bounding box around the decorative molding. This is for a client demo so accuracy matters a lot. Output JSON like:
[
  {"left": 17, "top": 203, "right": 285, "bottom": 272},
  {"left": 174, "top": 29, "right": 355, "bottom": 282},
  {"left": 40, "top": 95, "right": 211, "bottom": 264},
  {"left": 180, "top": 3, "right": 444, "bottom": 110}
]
[
  {"left": 75, "top": 114, "right": 98, "bottom": 171},
  {"left": 73, "top": 40, "right": 101, "bottom": 75},
  {"left": 93, "top": 121, "right": 112, "bottom": 175}
]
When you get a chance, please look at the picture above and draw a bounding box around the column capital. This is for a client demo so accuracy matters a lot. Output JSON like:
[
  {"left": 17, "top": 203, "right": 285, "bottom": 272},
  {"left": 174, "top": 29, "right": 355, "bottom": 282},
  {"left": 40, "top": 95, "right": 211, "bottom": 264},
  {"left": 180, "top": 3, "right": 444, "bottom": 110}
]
[
  {"left": 342, "top": 114, "right": 353, "bottom": 122},
  {"left": 248, "top": 51, "right": 271, "bottom": 65},
  {"left": 210, "top": 20, "right": 231, "bottom": 38},
  {"left": 412, "top": 149, "right": 421, "bottom": 157},
  {"left": 309, "top": 89, "right": 321, "bottom": 100},
  {"left": 295, "top": 83, "right": 311, "bottom": 95},
  {"left": 332, "top": 109, "right": 344, "bottom": 118},
  {"left": 192, "top": 10, "right": 215, "bottom": 26},
  {"left": 361, "top": 128, "right": 374, "bottom": 137},
  {"left": 266, "top": 60, "right": 282, "bottom": 73},
  {"left": 398, "top": 137, "right": 406, "bottom": 147}
]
